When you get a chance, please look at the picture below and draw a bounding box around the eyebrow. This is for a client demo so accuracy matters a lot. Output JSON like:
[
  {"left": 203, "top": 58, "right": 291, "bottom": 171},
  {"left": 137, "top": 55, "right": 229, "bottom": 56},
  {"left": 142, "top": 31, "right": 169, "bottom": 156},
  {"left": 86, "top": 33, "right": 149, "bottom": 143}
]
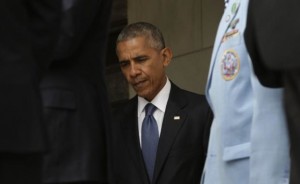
[
  {"left": 119, "top": 54, "right": 149, "bottom": 63},
  {"left": 134, "top": 55, "right": 149, "bottom": 60}
]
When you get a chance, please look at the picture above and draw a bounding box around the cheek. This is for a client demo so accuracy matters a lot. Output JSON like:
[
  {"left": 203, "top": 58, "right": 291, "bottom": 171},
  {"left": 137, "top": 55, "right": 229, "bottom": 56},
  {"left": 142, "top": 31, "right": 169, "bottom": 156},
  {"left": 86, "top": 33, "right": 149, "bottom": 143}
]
[
  {"left": 121, "top": 70, "right": 131, "bottom": 81},
  {"left": 151, "top": 67, "right": 164, "bottom": 80}
]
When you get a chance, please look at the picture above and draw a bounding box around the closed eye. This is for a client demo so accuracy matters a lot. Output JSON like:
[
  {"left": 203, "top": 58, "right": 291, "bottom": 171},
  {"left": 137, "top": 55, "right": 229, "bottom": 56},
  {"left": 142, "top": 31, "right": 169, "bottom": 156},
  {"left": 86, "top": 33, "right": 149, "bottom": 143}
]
[
  {"left": 134, "top": 56, "right": 149, "bottom": 63},
  {"left": 119, "top": 60, "right": 129, "bottom": 68}
]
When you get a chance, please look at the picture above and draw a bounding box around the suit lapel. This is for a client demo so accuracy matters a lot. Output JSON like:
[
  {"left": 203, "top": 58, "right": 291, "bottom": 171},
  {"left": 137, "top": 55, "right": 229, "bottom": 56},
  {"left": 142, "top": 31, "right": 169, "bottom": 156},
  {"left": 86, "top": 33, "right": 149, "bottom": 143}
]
[
  {"left": 206, "top": 0, "right": 241, "bottom": 104},
  {"left": 152, "top": 84, "right": 187, "bottom": 183},
  {"left": 122, "top": 97, "right": 149, "bottom": 183}
]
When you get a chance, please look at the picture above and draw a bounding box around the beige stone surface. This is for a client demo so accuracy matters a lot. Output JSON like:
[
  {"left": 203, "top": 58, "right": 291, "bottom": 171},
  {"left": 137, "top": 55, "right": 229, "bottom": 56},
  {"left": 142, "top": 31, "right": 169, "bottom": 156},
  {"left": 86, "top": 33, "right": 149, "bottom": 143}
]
[
  {"left": 128, "top": 0, "right": 202, "bottom": 56},
  {"left": 202, "top": 0, "right": 224, "bottom": 48},
  {"left": 167, "top": 48, "right": 212, "bottom": 95}
]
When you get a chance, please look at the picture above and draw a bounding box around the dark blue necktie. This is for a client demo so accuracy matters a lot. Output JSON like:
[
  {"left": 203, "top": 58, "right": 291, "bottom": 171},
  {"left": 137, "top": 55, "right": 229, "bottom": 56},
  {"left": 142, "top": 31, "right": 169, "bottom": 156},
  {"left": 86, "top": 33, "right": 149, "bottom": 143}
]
[{"left": 142, "top": 103, "right": 159, "bottom": 181}]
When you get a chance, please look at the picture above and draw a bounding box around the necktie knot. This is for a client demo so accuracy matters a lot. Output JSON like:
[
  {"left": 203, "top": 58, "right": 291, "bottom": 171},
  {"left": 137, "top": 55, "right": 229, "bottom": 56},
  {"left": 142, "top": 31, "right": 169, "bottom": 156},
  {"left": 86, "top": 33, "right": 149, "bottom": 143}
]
[{"left": 145, "top": 103, "right": 157, "bottom": 116}]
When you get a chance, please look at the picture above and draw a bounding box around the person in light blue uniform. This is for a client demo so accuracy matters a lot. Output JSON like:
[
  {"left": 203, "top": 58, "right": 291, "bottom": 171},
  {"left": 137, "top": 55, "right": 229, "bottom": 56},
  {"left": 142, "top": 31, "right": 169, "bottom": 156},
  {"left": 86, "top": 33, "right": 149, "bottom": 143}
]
[{"left": 201, "top": 0, "right": 290, "bottom": 183}]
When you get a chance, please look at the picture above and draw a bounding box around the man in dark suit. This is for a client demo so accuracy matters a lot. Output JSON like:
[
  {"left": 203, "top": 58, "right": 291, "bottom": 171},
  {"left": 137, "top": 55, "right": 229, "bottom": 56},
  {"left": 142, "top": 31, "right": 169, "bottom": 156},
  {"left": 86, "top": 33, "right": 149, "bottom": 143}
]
[
  {"left": 244, "top": 0, "right": 300, "bottom": 183},
  {"left": 0, "top": 0, "right": 61, "bottom": 183},
  {"left": 40, "top": 0, "right": 112, "bottom": 184},
  {"left": 109, "top": 22, "right": 212, "bottom": 184}
]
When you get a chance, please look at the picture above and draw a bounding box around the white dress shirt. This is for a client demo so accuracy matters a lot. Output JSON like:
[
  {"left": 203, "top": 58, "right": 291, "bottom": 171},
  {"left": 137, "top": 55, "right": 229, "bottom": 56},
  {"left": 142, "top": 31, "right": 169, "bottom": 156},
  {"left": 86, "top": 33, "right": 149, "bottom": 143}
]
[{"left": 137, "top": 78, "right": 171, "bottom": 146}]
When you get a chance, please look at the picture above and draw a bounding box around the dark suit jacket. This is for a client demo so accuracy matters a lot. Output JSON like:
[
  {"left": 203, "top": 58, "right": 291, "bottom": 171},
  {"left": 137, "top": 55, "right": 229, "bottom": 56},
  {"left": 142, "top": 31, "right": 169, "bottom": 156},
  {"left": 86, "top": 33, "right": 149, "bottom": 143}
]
[
  {"left": 245, "top": 0, "right": 300, "bottom": 87},
  {"left": 110, "top": 83, "right": 212, "bottom": 184},
  {"left": 0, "top": 0, "right": 60, "bottom": 152},
  {"left": 245, "top": 1, "right": 300, "bottom": 183},
  {"left": 40, "top": 0, "right": 112, "bottom": 182}
]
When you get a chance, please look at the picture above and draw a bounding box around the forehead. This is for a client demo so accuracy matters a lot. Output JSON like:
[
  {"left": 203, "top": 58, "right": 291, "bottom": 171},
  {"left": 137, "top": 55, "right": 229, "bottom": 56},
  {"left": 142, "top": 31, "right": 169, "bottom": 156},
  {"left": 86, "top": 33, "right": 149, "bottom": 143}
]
[
  {"left": 117, "top": 36, "right": 149, "bottom": 50},
  {"left": 116, "top": 36, "right": 156, "bottom": 57}
]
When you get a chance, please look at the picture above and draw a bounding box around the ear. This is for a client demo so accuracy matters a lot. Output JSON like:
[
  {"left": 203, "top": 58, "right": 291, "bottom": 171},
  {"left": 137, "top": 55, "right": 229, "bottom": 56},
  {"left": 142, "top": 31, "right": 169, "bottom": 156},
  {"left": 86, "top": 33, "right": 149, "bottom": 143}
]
[{"left": 161, "top": 47, "right": 173, "bottom": 67}]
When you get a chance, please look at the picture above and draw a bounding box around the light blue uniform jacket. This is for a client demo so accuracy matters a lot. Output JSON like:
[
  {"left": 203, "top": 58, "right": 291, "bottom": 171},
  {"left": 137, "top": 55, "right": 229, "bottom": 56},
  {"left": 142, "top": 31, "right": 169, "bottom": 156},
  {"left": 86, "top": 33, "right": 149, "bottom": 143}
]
[{"left": 202, "top": 0, "right": 290, "bottom": 184}]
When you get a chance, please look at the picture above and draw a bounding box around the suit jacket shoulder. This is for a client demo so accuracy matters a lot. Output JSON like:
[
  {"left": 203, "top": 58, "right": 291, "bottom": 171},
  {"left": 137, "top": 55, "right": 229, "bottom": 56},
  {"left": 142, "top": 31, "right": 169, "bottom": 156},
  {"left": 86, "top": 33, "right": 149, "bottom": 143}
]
[{"left": 169, "top": 83, "right": 212, "bottom": 120}]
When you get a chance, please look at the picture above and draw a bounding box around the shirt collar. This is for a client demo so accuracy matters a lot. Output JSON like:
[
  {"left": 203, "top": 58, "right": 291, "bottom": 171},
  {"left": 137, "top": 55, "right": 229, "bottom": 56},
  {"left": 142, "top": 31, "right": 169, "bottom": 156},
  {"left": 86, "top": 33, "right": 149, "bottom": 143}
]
[{"left": 138, "top": 78, "right": 171, "bottom": 117}]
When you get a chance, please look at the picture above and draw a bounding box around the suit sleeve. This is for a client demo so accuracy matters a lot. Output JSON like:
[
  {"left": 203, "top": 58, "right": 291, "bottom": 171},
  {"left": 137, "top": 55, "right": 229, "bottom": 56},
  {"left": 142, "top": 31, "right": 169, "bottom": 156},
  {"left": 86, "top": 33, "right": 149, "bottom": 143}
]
[
  {"left": 202, "top": 103, "right": 213, "bottom": 157},
  {"left": 244, "top": 0, "right": 283, "bottom": 88}
]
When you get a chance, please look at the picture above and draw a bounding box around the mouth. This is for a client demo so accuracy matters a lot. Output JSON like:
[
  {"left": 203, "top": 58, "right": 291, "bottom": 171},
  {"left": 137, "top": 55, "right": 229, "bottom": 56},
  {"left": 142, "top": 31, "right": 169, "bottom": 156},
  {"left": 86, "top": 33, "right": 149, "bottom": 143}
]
[{"left": 133, "top": 79, "right": 147, "bottom": 89}]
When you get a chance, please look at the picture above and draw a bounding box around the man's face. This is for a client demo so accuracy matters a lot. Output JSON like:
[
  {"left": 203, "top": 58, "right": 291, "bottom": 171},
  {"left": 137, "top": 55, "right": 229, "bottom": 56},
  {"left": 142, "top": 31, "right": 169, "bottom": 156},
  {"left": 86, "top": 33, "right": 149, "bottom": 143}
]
[{"left": 116, "top": 36, "right": 172, "bottom": 101}]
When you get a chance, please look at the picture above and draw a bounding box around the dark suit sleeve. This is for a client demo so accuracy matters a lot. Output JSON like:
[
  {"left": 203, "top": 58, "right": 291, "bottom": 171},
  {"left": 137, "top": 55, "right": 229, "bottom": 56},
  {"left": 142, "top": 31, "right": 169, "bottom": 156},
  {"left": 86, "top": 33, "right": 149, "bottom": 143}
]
[
  {"left": 202, "top": 104, "right": 213, "bottom": 157},
  {"left": 244, "top": 0, "right": 300, "bottom": 88},
  {"left": 244, "top": 0, "right": 283, "bottom": 88},
  {"left": 245, "top": 0, "right": 300, "bottom": 70}
]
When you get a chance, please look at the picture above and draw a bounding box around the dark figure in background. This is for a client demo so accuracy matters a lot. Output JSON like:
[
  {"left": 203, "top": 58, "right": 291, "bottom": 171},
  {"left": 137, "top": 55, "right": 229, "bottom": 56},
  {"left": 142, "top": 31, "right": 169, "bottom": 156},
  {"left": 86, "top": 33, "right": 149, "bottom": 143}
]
[
  {"left": 0, "top": 0, "right": 61, "bottom": 183},
  {"left": 40, "top": 0, "right": 112, "bottom": 184},
  {"left": 245, "top": 0, "right": 300, "bottom": 183},
  {"left": 110, "top": 22, "right": 212, "bottom": 184}
]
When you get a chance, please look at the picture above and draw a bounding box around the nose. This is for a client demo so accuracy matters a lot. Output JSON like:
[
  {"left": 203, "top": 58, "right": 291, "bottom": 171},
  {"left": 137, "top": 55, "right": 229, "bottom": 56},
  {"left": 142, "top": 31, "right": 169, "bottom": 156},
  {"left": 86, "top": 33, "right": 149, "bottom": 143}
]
[{"left": 129, "top": 63, "right": 141, "bottom": 77}]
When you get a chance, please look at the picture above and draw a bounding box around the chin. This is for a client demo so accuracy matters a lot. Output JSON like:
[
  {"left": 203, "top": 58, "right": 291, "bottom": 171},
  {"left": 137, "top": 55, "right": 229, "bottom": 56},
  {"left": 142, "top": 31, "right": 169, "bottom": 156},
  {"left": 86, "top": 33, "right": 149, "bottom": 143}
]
[
  {"left": 137, "top": 91, "right": 151, "bottom": 101},
  {"left": 137, "top": 92, "right": 147, "bottom": 99}
]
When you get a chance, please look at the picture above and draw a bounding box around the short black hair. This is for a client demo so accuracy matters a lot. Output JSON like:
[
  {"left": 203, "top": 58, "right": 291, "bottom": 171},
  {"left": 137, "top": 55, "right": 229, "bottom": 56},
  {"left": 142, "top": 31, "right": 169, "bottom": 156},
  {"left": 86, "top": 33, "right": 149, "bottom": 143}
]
[{"left": 116, "top": 22, "right": 165, "bottom": 50}]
